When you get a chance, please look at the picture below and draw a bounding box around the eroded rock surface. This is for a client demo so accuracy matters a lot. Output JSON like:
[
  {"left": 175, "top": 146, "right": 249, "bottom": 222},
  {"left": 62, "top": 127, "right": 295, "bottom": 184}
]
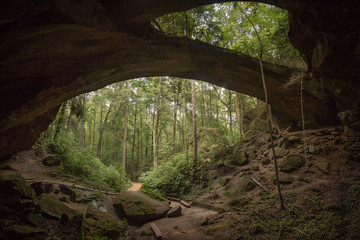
[{"left": 113, "top": 191, "right": 170, "bottom": 225}]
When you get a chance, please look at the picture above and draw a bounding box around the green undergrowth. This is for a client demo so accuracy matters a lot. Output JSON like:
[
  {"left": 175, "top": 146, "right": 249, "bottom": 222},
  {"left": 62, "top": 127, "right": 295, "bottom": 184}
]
[
  {"left": 41, "top": 138, "right": 130, "bottom": 192},
  {"left": 139, "top": 153, "right": 210, "bottom": 196}
]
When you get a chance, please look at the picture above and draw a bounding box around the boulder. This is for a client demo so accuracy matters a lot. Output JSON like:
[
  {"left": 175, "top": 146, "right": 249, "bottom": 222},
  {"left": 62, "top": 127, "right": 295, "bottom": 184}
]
[
  {"left": 269, "top": 147, "right": 289, "bottom": 158},
  {"left": 42, "top": 155, "right": 61, "bottom": 166},
  {"left": 225, "top": 177, "right": 256, "bottom": 198},
  {"left": 113, "top": 191, "right": 170, "bottom": 225},
  {"left": 37, "top": 193, "right": 76, "bottom": 220},
  {"left": 272, "top": 173, "right": 294, "bottom": 185},
  {"left": 279, "top": 155, "right": 304, "bottom": 172},
  {"left": 308, "top": 144, "right": 321, "bottom": 154},
  {"left": 2, "top": 225, "right": 45, "bottom": 239},
  {"left": 230, "top": 148, "right": 249, "bottom": 166},
  {"left": 167, "top": 205, "right": 182, "bottom": 218},
  {"left": 288, "top": 136, "right": 301, "bottom": 144},
  {"left": 30, "top": 182, "right": 54, "bottom": 196},
  {"left": 85, "top": 206, "right": 126, "bottom": 240},
  {"left": 0, "top": 174, "right": 34, "bottom": 200},
  {"left": 321, "top": 144, "right": 334, "bottom": 154},
  {"left": 59, "top": 184, "right": 77, "bottom": 202}
]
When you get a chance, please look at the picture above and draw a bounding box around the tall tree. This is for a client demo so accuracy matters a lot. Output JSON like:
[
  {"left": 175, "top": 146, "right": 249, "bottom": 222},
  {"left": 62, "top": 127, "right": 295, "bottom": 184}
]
[
  {"left": 122, "top": 80, "right": 130, "bottom": 174},
  {"left": 97, "top": 103, "right": 112, "bottom": 158},
  {"left": 191, "top": 80, "right": 197, "bottom": 167},
  {"left": 79, "top": 94, "right": 87, "bottom": 148},
  {"left": 235, "top": 92, "right": 244, "bottom": 139},
  {"left": 53, "top": 102, "right": 67, "bottom": 140},
  {"left": 153, "top": 77, "right": 162, "bottom": 168}
]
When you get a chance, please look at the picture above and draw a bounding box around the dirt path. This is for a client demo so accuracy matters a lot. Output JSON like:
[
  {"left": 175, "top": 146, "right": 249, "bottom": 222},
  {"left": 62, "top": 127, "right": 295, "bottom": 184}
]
[
  {"left": 127, "top": 182, "right": 142, "bottom": 191},
  {"left": 147, "top": 201, "right": 218, "bottom": 240}
]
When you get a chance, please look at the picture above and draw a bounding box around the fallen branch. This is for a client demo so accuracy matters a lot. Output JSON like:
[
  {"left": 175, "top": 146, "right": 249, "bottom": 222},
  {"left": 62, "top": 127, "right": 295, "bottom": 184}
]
[
  {"left": 150, "top": 223, "right": 168, "bottom": 240},
  {"left": 180, "top": 200, "right": 191, "bottom": 208},
  {"left": 251, "top": 176, "right": 269, "bottom": 192},
  {"left": 292, "top": 227, "right": 309, "bottom": 238},
  {"left": 167, "top": 196, "right": 181, "bottom": 202}
]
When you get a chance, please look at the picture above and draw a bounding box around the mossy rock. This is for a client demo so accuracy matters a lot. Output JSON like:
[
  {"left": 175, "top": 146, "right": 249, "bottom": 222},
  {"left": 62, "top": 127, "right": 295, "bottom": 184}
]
[
  {"left": 224, "top": 177, "right": 255, "bottom": 198},
  {"left": 229, "top": 149, "right": 249, "bottom": 166},
  {"left": 113, "top": 191, "right": 170, "bottom": 225},
  {"left": 42, "top": 155, "right": 61, "bottom": 166},
  {"left": 272, "top": 173, "right": 294, "bottom": 185},
  {"left": 37, "top": 193, "right": 76, "bottom": 220},
  {"left": 0, "top": 174, "right": 35, "bottom": 200},
  {"left": 248, "top": 118, "right": 269, "bottom": 133},
  {"left": 279, "top": 155, "right": 304, "bottom": 172},
  {"left": 85, "top": 206, "right": 126, "bottom": 240},
  {"left": 2, "top": 224, "right": 45, "bottom": 239}
]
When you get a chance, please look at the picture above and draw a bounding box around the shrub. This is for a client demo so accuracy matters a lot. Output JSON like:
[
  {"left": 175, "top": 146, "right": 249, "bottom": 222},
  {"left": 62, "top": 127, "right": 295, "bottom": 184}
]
[
  {"left": 139, "top": 153, "right": 210, "bottom": 196},
  {"left": 45, "top": 138, "right": 130, "bottom": 191}
]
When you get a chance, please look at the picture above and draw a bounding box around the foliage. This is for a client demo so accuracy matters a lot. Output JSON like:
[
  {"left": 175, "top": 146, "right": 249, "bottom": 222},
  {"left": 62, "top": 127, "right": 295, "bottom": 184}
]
[
  {"left": 139, "top": 153, "right": 210, "bottom": 195},
  {"left": 140, "top": 185, "right": 167, "bottom": 201},
  {"left": 46, "top": 138, "right": 130, "bottom": 191}
]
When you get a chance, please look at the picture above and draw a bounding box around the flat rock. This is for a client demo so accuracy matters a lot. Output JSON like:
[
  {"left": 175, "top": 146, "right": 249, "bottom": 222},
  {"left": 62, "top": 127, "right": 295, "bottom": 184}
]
[
  {"left": 113, "top": 191, "right": 170, "bottom": 225},
  {"left": 60, "top": 184, "right": 77, "bottom": 202},
  {"left": 269, "top": 147, "right": 289, "bottom": 158},
  {"left": 37, "top": 193, "right": 76, "bottom": 220},
  {"left": 86, "top": 206, "right": 126, "bottom": 239},
  {"left": 279, "top": 155, "right": 304, "bottom": 172}
]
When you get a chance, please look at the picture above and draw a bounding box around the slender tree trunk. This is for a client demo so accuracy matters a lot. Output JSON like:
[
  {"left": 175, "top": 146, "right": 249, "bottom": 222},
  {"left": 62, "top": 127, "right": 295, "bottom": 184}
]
[
  {"left": 235, "top": 92, "right": 243, "bottom": 140},
  {"left": 184, "top": 81, "right": 190, "bottom": 159},
  {"left": 122, "top": 80, "right": 130, "bottom": 174},
  {"left": 228, "top": 90, "right": 233, "bottom": 137},
  {"left": 92, "top": 109, "right": 96, "bottom": 151},
  {"left": 172, "top": 82, "right": 177, "bottom": 152},
  {"left": 131, "top": 103, "right": 137, "bottom": 180},
  {"left": 53, "top": 102, "right": 67, "bottom": 140},
  {"left": 201, "top": 83, "right": 206, "bottom": 127},
  {"left": 97, "top": 104, "right": 112, "bottom": 158},
  {"left": 66, "top": 104, "right": 73, "bottom": 138},
  {"left": 139, "top": 113, "right": 143, "bottom": 169},
  {"left": 80, "top": 94, "right": 87, "bottom": 148},
  {"left": 153, "top": 77, "right": 162, "bottom": 168},
  {"left": 191, "top": 80, "right": 197, "bottom": 167},
  {"left": 208, "top": 84, "right": 213, "bottom": 128}
]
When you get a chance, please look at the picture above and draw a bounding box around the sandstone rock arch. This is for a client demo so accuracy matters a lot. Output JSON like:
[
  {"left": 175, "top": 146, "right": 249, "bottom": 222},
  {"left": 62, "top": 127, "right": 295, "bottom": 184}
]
[{"left": 0, "top": 0, "right": 359, "bottom": 158}]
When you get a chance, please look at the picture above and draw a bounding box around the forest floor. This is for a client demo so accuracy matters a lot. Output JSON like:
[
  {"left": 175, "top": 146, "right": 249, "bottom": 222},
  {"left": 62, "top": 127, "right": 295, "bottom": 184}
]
[
  {"left": 1, "top": 126, "right": 360, "bottom": 239},
  {"left": 0, "top": 150, "right": 220, "bottom": 240}
]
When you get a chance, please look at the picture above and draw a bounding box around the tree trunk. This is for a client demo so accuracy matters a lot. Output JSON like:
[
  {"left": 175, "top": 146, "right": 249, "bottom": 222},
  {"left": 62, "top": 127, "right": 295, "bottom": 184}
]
[
  {"left": 172, "top": 81, "right": 177, "bottom": 152},
  {"left": 153, "top": 77, "right": 162, "bottom": 169},
  {"left": 139, "top": 112, "right": 143, "bottom": 170},
  {"left": 97, "top": 104, "right": 112, "bottom": 158},
  {"left": 201, "top": 82, "right": 206, "bottom": 127},
  {"left": 53, "top": 102, "right": 67, "bottom": 141},
  {"left": 131, "top": 103, "right": 137, "bottom": 180},
  {"left": 79, "top": 94, "right": 87, "bottom": 148},
  {"left": 208, "top": 84, "right": 213, "bottom": 128},
  {"left": 184, "top": 81, "right": 190, "bottom": 160},
  {"left": 228, "top": 90, "right": 233, "bottom": 137},
  {"left": 65, "top": 102, "right": 73, "bottom": 138},
  {"left": 235, "top": 92, "right": 243, "bottom": 140},
  {"left": 191, "top": 80, "right": 197, "bottom": 167},
  {"left": 122, "top": 80, "right": 130, "bottom": 174}
]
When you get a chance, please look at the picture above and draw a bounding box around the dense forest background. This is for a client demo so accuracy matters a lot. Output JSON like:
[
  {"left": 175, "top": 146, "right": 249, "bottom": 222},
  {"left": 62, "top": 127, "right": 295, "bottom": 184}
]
[{"left": 38, "top": 2, "right": 305, "bottom": 191}]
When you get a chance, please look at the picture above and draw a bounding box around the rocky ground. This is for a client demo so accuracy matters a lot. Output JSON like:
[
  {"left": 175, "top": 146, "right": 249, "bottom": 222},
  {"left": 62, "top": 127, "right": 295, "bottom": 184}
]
[
  {"left": 187, "top": 126, "right": 360, "bottom": 239},
  {"left": 1, "top": 125, "right": 360, "bottom": 239}
]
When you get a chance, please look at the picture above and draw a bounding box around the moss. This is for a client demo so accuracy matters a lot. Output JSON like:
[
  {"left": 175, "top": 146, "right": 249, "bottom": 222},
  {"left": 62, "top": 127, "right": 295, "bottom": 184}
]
[
  {"left": 37, "top": 193, "right": 76, "bottom": 220},
  {"left": 202, "top": 221, "right": 231, "bottom": 234}
]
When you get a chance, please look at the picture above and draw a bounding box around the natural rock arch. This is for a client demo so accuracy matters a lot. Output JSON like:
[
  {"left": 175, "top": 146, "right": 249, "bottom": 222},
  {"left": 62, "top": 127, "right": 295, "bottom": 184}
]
[{"left": 0, "top": 0, "right": 359, "bottom": 158}]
